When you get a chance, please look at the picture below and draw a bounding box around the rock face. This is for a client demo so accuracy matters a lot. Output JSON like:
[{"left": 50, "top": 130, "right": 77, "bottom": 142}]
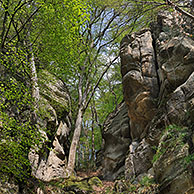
[
  {"left": 120, "top": 11, "right": 194, "bottom": 194},
  {"left": 100, "top": 102, "right": 131, "bottom": 180},
  {"left": 29, "top": 70, "right": 71, "bottom": 182},
  {"left": 125, "top": 138, "right": 155, "bottom": 180},
  {"left": 152, "top": 125, "right": 194, "bottom": 194},
  {"left": 120, "top": 28, "right": 159, "bottom": 179},
  {"left": 120, "top": 29, "right": 159, "bottom": 141}
]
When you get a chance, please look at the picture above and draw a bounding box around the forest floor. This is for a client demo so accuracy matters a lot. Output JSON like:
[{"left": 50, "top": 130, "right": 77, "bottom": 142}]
[
  {"left": 75, "top": 170, "right": 160, "bottom": 194},
  {"left": 76, "top": 170, "right": 115, "bottom": 193}
]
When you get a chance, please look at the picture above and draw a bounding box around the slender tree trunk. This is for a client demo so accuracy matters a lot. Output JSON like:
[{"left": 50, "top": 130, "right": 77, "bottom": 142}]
[
  {"left": 28, "top": 48, "right": 39, "bottom": 118},
  {"left": 91, "top": 125, "right": 95, "bottom": 168},
  {"left": 76, "top": 142, "right": 80, "bottom": 170},
  {"left": 67, "top": 57, "right": 118, "bottom": 174},
  {"left": 26, "top": 31, "right": 39, "bottom": 124},
  {"left": 30, "top": 52, "right": 39, "bottom": 102},
  {"left": 29, "top": 49, "right": 39, "bottom": 123},
  {"left": 81, "top": 144, "right": 85, "bottom": 169},
  {"left": 91, "top": 105, "right": 96, "bottom": 168},
  {"left": 27, "top": 39, "right": 41, "bottom": 176},
  {"left": 86, "top": 135, "right": 90, "bottom": 170},
  {"left": 67, "top": 107, "right": 83, "bottom": 173}
]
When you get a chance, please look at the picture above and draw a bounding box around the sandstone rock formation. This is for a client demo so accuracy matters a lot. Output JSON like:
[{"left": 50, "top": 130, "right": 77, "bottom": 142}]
[
  {"left": 120, "top": 29, "right": 159, "bottom": 142},
  {"left": 29, "top": 70, "right": 71, "bottom": 182},
  {"left": 100, "top": 102, "right": 131, "bottom": 180},
  {"left": 152, "top": 125, "right": 194, "bottom": 194},
  {"left": 120, "top": 28, "right": 160, "bottom": 180},
  {"left": 119, "top": 11, "right": 194, "bottom": 193}
]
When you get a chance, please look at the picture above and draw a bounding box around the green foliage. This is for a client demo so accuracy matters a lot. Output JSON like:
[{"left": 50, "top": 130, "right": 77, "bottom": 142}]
[
  {"left": 139, "top": 176, "right": 155, "bottom": 186},
  {"left": 0, "top": 80, "right": 41, "bottom": 181},
  {"left": 184, "top": 153, "right": 194, "bottom": 164},
  {"left": 0, "top": 2, "right": 39, "bottom": 181},
  {"left": 88, "top": 176, "right": 103, "bottom": 187},
  {"left": 0, "top": 0, "right": 90, "bottom": 181},
  {"left": 96, "top": 63, "right": 123, "bottom": 124},
  {"left": 36, "top": 0, "right": 91, "bottom": 80},
  {"left": 0, "top": 80, "right": 42, "bottom": 181},
  {"left": 152, "top": 147, "right": 166, "bottom": 164},
  {"left": 152, "top": 124, "right": 189, "bottom": 163}
]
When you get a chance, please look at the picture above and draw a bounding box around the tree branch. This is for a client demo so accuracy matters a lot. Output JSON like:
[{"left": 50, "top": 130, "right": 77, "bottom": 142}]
[
  {"left": 83, "top": 55, "right": 119, "bottom": 113},
  {"left": 165, "top": 0, "right": 194, "bottom": 20},
  {"left": 1, "top": 0, "right": 27, "bottom": 48},
  {"left": 8, "top": 6, "right": 41, "bottom": 44},
  {"left": 1, "top": 0, "right": 9, "bottom": 49}
]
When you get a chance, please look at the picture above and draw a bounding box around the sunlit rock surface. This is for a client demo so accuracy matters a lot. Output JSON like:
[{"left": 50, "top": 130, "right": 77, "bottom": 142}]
[
  {"left": 120, "top": 29, "right": 159, "bottom": 141},
  {"left": 120, "top": 11, "right": 194, "bottom": 194}
]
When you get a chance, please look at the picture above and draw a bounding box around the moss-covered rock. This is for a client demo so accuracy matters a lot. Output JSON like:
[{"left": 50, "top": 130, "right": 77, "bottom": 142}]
[
  {"left": 63, "top": 176, "right": 93, "bottom": 194},
  {"left": 39, "top": 70, "right": 70, "bottom": 117},
  {"left": 88, "top": 177, "right": 103, "bottom": 187},
  {"left": 153, "top": 125, "right": 194, "bottom": 194},
  {"left": 29, "top": 70, "right": 71, "bottom": 182},
  {"left": 113, "top": 178, "right": 159, "bottom": 194}
]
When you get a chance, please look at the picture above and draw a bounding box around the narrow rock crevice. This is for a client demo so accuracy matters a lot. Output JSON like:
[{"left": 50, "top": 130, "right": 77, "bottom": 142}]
[
  {"left": 137, "top": 39, "right": 143, "bottom": 77},
  {"left": 152, "top": 35, "right": 161, "bottom": 92}
]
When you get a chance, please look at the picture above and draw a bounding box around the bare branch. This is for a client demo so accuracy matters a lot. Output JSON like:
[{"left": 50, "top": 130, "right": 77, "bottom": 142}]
[
  {"left": 0, "top": 0, "right": 9, "bottom": 49},
  {"left": 83, "top": 55, "right": 119, "bottom": 113},
  {"left": 165, "top": 0, "right": 194, "bottom": 20}
]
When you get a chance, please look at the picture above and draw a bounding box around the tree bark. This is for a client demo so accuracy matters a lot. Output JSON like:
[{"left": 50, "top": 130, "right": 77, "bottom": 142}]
[
  {"left": 67, "top": 107, "right": 83, "bottom": 173},
  {"left": 165, "top": 0, "right": 194, "bottom": 20},
  {"left": 28, "top": 44, "right": 39, "bottom": 124},
  {"left": 91, "top": 105, "right": 96, "bottom": 168},
  {"left": 30, "top": 51, "right": 39, "bottom": 104}
]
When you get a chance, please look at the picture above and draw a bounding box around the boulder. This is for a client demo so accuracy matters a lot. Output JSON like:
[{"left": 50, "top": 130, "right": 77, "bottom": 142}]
[{"left": 125, "top": 139, "right": 154, "bottom": 179}]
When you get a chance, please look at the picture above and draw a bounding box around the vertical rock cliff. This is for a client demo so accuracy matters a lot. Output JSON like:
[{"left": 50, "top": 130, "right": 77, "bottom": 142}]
[
  {"left": 120, "top": 28, "right": 158, "bottom": 181},
  {"left": 119, "top": 11, "right": 194, "bottom": 193}
]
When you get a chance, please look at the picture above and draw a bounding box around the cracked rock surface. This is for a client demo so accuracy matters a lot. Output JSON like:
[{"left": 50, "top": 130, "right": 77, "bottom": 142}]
[
  {"left": 120, "top": 29, "right": 159, "bottom": 142},
  {"left": 120, "top": 11, "right": 194, "bottom": 194}
]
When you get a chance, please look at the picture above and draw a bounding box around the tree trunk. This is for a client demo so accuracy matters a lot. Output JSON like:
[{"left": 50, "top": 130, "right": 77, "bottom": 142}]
[
  {"left": 29, "top": 47, "right": 39, "bottom": 124},
  {"left": 86, "top": 136, "right": 90, "bottom": 169},
  {"left": 67, "top": 107, "right": 83, "bottom": 174},
  {"left": 67, "top": 56, "right": 118, "bottom": 174},
  {"left": 25, "top": 31, "right": 39, "bottom": 124},
  {"left": 91, "top": 105, "right": 96, "bottom": 168},
  {"left": 30, "top": 52, "right": 39, "bottom": 103},
  {"left": 76, "top": 142, "right": 81, "bottom": 170}
]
